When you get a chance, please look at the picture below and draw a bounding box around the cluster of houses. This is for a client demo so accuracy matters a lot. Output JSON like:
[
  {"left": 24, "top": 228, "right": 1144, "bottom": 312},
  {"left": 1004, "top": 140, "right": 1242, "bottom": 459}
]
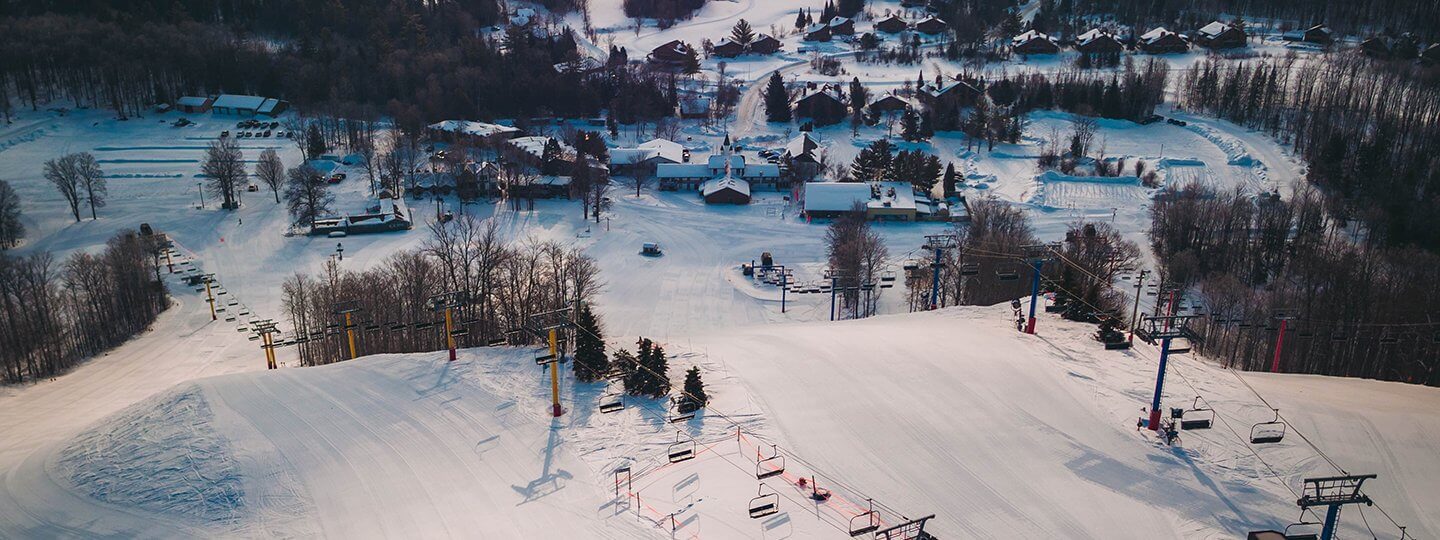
[
  {"left": 174, "top": 94, "right": 290, "bottom": 116},
  {"left": 1359, "top": 34, "right": 1440, "bottom": 64},
  {"left": 804, "top": 13, "right": 947, "bottom": 42},
  {"left": 712, "top": 34, "right": 783, "bottom": 58},
  {"left": 1011, "top": 20, "right": 1263, "bottom": 56}
]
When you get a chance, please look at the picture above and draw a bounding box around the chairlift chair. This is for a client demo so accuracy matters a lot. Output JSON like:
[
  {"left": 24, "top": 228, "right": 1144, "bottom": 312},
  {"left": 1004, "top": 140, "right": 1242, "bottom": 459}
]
[
  {"left": 667, "top": 431, "right": 695, "bottom": 463},
  {"left": 598, "top": 386, "right": 624, "bottom": 413},
  {"left": 880, "top": 271, "right": 896, "bottom": 282},
  {"left": 390, "top": 323, "right": 406, "bottom": 332},
  {"left": 1167, "top": 337, "right": 1192, "bottom": 354},
  {"left": 960, "top": 263, "right": 979, "bottom": 276},
  {"left": 1250, "top": 409, "right": 1287, "bottom": 444},
  {"left": 487, "top": 338, "right": 507, "bottom": 347},
  {"left": 1180, "top": 397, "right": 1214, "bottom": 430},
  {"left": 756, "top": 445, "right": 785, "bottom": 480},
  {"left": 748, "top": 484, "right": 780, "bottom": 519},
  {"left": 415, "top": 321, "right": 434, "bottom": 330},
  {"left": 996, "top": 266, "right": 1020, "bottom": 281},
  {"left": 668, "top": 397, "right": 696, "bottom": 423},
  {"left": 849, "top": 499, "right": 880, "bottom": 537},
  {"left": 364, "top": 323, "right": 380, "bottom": 332}
]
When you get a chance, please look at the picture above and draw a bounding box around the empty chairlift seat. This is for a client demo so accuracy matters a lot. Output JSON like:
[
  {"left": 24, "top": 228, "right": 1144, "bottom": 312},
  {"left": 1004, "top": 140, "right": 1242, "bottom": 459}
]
[
  {"left": 1250, "top": 409, "right": 1286, "bottom": 444},
  {"left": 667, "top": 431, "right": 695, "bottom": 463},
  {"left": 748, "top": 485, "right": 780, "bottom": 519},
  {"left": 756, "top": 445, "right": 785, "bottom": 479},
  {"left": 1179, "top": 397, "right": 1214, "bottom": 430}
]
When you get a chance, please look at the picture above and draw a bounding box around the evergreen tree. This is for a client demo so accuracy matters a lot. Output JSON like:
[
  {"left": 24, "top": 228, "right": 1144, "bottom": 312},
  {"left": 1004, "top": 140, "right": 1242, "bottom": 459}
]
[
  {"left": 678, "top": 366, "right": 708, "bottom": 413},
  {"left": 763, "top": 72, "right": 791, "bottom": 123},
  {"left": 612, "top": 348, "right": 637, "bottom": 384},
  {"left": 900, "top": 107, "right": 925, "bottom": 142},
  {"left": 305, "top": 123, "right": 326, "bottom": 159},
  {"left": 1001, "top": 11, "right": 1022, "bottom": 39},
  {"left": 837, "top": 0, "right": 864, "bottom": 18},
  {"left": 795, "top": 9, "right": 806, "bottom": 30},
  {"left": 942, "top": 162, "right": 958, "bottom": 199},
  {"left": 848, "top": 77, "right": 868, "bottom": 115},
  {"left": 730, "top": 19, "right": 755, "bottom": 46},
  {"left": 682, "top": 46, "right": 701, "bottom": 75},
  {"left": 850, "top": 139, "right": 894, "bottom": 182},
  {"left": 625, "top": 337, "right": 670, "bottom": 398},
  {"left": 573, "top": 304, "right": 609, "bottom": 382},
  {"left": 541, "top": 138, "right": 565, "bottom": 175},
  {"left": 820, "top": 0, "right": 837, "bottom": 23}
]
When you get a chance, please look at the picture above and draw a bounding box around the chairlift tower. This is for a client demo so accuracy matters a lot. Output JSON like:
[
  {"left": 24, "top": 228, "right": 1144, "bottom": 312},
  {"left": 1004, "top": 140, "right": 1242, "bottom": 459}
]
[
  {"left": 526, "top": 307, "right": 575, "bottom": 417},
  {"left": 333, "top": 300, "right": 362, "bottom": 360},
  {"left": 427, "top": 291, "right": 468, "bottom": 361},
  {"left": 824, "top": 269, "right": 879, "bottom": 321},
  {"left": 1140, "top": 315, "right": 1199, "bottom": 431},
  {"left": 254, "top": 319, "right": 280, "bottom": 369},
  {"left": 1020, "top": 243, "right": 1061, "bottom": 334},
  {"left": 201, "top": 273, "right": 217, "bottom": 321},
  {"left": 1270, "top": 310, "right": 1297, "bottom": 373},
  {"left": 1297, "top": 474, "right": 1377, "bottom": 540},
  {"left": 922, "top": 234, "right": 957, "bottom": 310}
]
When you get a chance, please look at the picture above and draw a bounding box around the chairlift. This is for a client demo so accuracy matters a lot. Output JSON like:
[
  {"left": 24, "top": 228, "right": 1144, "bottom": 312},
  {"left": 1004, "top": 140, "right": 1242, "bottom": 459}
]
[
  {"left": 880, "top": 271, "right": 896, "bottom": 282},
  {"left": 756, "top": 445, "right": 785, "bottom": 480},
  {"left": 849, "top": 499, "right": 880, "bottom": 537},
  {"left": 747, "top": 484, "right": 780, "bottom": 519},
  {"left": 668, "top": 397, "right": 696, "bottom": 423},
  {"left": 960, "top": 263, "right": 979, "bottom": 276},
  {"left": 415, "top": 321, "right": 434, "bottom": 330},
  {"left": 364, "top": 323, "right": 380, "bottom": 332},
  {"left": 487, "top": 338, "right": 507, "bottom": 347},
  {"left": 1250, "top": 409, "right": 1287, "bottom": 444},
  {"left": 1180, "top": 397, "right": 1214, "bottom": 430},
  {"left": 902, "top": 262, "right": 919, "bottom": 272},
  {"left": 1167, "top": 337, "right": 1192, "bottom": 354},
  {"left": 996, "top": 266, "right": 1019, "bottom": 281},
  {"left": 450, "top": 328, "right": 469, "bottom": 338},
  {"left": 667, "top": 431, "right": 695, "bottom": 463},
  {"left": 389, "top": 323, "right": 406, "bottom": 332},
  {"left": 598, "top": 386, "right": 624, "bottom": 414}
]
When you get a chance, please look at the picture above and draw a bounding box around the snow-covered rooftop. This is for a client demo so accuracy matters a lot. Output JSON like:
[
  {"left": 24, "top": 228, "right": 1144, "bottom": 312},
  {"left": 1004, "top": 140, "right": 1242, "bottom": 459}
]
[
  {"left": 1012, "top": 29, "right": 1054, "bottom": 46},
  {"left": 176, "top": 96, "right": 210, "bottom": 107},
  {"left": 701, "top": 176, "right": 750, "bottom": 198},
  {"left": 804, "top": 182, "right": 872, "bottom": 213},
  {"left": 1140, "top": 27, "right": 1174, "bottom": 42},
  {"left": 212, "top": 94, "right": 267, "bottom": 110},
  {"left": 656, "top": 163, "right": 710, "bottom": 178},
  {"left": 1198, "top": 21, "right": 1231, "bottom": 37},
  {"left": 428, "top": 120, "right": 521, "bottom": 138}
]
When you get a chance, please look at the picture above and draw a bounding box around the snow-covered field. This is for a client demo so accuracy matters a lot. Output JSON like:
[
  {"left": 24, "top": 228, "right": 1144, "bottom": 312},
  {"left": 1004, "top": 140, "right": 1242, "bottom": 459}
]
[{"left": 0, "top": 33, "right": 1429, "bottom": 540}]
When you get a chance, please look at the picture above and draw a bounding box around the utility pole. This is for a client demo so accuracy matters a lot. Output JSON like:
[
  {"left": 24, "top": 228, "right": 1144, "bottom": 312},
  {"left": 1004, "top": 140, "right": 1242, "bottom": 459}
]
[
  {"left": 768, "top": 265, "right": 793, "bottom": 313},
  {"left": 1140, "top": 315, "right": 1197, "bottom": 431},
  {"left": 1271, "top": 312, "right": 1296, "bottom": 373},
  {"left": 1128, "top": 269, "right": 1150, "bottom": 344},
  {"left": 1020, "top": 243, "right": 1060, "bottom": 335},
  {"left": 923, "top": 234, "right": 957, "bottom": 310},
  {"left": 334, "top": 301, "right": 361, "bottom": 360},
  {"left": 428, "top": 291, "right": 467, "bottom": 361},
  {"left": 197, "top": 182, "right": 205, "bottom": 209}
]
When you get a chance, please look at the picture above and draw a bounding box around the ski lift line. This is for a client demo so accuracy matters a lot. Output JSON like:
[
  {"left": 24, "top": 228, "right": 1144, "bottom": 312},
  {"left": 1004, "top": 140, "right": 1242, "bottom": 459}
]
[
  {"left": 567, "top": 323, "right": 913, "bottom": 525},
  {"left": 734, "top": 433, "right": 881, "bottom": 521}
]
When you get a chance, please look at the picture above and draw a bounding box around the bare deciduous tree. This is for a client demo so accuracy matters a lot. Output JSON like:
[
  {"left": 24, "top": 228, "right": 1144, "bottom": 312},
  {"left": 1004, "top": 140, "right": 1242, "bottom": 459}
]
[{"left": 255, "top": 148, "right": 285, "bottom": 203}]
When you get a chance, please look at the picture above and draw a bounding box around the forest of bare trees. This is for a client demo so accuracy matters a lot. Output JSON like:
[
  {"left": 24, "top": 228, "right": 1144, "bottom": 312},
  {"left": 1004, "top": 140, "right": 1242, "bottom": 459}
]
[
  {"left": 0, "top": 230, "right": 169, "bottom": 383},
  {"left": 280, "top": 213, "right": 600, "bottom": 367},
  {"left": 1150, "top": 181, "right": 1440, "bottom": 386},
  {"left": 1178, "top": 54, "right": 1440, "bottom": 250}
]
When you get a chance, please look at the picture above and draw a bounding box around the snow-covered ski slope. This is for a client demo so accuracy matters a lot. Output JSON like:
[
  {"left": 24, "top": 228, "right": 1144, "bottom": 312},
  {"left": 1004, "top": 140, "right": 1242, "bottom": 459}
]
[{"left": 5, "top": 304, "right": 1435, "bottom": 539}]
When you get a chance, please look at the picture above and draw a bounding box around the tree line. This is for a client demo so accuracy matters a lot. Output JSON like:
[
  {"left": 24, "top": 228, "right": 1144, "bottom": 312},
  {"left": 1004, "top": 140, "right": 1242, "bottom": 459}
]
[
  {"left": 0, "top": 230, "right": 169, "bottom": 383},
  {"left": 1177, "top": 54, "right": 1440, "bottom": 250},
  {"left": 279, "top": 213, "right": 600, "bottom": 367},
  {"left": 0, "top": 7, "right": 679, "bottom": 127},
  {"left": 1150, "top": 181, "right": 1440, "bottom": 386}
]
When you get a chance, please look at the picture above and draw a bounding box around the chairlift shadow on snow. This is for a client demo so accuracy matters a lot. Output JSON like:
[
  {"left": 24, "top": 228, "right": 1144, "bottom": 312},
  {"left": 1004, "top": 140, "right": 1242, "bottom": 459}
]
[{"left": 511, "top": 418, "right": 574, "bottom": 505}]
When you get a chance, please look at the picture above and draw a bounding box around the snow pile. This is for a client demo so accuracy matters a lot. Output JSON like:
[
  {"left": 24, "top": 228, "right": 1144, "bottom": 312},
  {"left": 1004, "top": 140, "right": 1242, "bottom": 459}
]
[
  {"left": 59, "top": 385, "right": 244, "bottom": 525},
  {"left": 1182, "top": 122, "right": 1260, "bottom": 167}
]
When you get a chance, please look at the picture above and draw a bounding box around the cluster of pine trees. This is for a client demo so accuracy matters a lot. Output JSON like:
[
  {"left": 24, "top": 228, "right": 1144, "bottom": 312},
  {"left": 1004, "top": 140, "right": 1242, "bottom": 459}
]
[
  {"left": 0, "top": 180, "right": 20, "bottom": 249},
  {"left": 0, "top": 230, "right": 169, "bottom": 383},
  {"left": 623, "top": 0, "right": 707, "bottom": 21},
  {"left": 1151, "top": 182, "right": 1440, "bottom": 386},
  {"left": 1178, "top": 54, "right": 1440, "bottom": 250},
  {"left": 848, "top": 139, "right": 945, "bottom": 192},
  {"left": 280, "top": 214, "right": 600, "bottom": 367}
]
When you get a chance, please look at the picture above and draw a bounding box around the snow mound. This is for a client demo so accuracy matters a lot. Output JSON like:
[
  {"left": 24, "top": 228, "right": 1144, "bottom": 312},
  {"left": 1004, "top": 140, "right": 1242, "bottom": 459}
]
[{"left": 59, "top": 384, "right": 244, "bottom": 525}]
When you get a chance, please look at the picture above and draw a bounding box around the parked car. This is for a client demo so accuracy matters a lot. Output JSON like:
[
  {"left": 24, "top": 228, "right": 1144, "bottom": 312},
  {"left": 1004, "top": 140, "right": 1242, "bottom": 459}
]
[
  {"left": 1166, "top": 118, "right": 1188, "bottom": 127},
  {"left": 221, "top": 130, "right": 230, "bottom": 138},
  {"left": 262, "top": 130, "right": 272, "bottom": 137},
  {"left": 246, "top": 184, "right": 259, "bottom": 192},
  {"left": 328, "top": 174, "right": 343, "bottom": 184}
]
